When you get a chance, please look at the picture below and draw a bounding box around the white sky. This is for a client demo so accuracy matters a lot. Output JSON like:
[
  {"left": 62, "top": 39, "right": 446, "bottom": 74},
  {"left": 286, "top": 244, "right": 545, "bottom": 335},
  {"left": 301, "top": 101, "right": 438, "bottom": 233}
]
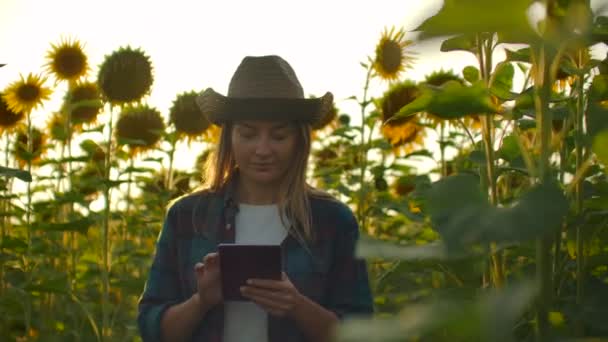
[{"left": 1, "top": 0, "right": 606, "bottom": 176}]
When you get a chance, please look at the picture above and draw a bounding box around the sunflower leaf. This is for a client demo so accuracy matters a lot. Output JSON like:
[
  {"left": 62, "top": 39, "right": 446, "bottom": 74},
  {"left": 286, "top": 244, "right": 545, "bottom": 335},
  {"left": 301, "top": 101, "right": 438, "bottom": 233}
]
[
  {"left": 462, "top": 66, "right": 480, "bottom": 83},
  {"left": 414, "top": 0, "right": 536, "bottom": 42},
  {"left": 587, "top": 101, "right": 608, "bottom": 139},
  {"left": 356, "top": 236, "right": 446, "bottom": 260},
  {"left": 504, "top": 48, "right": 531, "bottom": 64},
  {"left": 589, "top": 75, "right": 608, "bottom": 102},
  {"left": 440, "top": 34, "right": 477, "bottom": 53},
  {"left": 593, "top": 130, "right": 608, "bottom": 167},
  {"left": 426, "top": 81, "right": 499, "bottom": 118},
  {"left": 424, "top": 174, "right": 568, "bottom": 250},
  {"left": 489, "top": 62, "right": 515, "bottom": 100},
  {"left": 32, "top": 217, "right": 95, "bottom": 235},
  {"left": 0, "top": 166, "right": 32, "bottom": 182}
]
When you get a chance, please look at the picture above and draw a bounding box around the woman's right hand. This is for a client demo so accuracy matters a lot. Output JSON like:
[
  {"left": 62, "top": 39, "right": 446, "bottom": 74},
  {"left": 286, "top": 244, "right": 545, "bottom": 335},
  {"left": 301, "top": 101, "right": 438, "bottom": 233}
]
[{"left": 194, "top": 252, "right": 223, "bottom": 311}]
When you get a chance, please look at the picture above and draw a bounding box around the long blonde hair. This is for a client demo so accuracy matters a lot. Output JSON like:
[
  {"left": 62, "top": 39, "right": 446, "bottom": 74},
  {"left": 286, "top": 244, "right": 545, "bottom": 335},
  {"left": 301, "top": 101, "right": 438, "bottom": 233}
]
[{"left": 191, "top": 121, "right": 332, "bottom": 243}]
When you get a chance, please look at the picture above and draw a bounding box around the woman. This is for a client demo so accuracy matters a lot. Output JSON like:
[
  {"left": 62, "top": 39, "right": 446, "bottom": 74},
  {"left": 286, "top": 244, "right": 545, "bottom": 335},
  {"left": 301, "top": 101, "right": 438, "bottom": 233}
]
[{"left": 137, "top": 55, "right": 373, "bottom": 342}]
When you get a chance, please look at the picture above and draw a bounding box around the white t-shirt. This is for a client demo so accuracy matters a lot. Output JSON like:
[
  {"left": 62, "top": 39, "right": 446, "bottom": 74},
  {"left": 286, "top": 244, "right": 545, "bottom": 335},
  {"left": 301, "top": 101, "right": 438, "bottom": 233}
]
[{"left": 223, "top": 204, "right": 288, "bottom": 342}]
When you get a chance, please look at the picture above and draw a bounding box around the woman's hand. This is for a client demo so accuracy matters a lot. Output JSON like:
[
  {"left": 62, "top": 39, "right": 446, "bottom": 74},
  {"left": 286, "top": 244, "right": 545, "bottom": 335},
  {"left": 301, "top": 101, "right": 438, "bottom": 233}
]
[
  {"left": 240, "top": 272, "right": 302, "bottom": 317},
  {"left": 194, "top": 253, "right": 223, "bottom": 311}
]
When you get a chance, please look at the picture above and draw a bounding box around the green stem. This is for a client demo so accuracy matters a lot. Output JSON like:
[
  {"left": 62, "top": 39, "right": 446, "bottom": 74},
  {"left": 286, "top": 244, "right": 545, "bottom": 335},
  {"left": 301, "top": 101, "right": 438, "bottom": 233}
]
[
  {"left": 477, "top": 33, "right": 504, "bottom": 288},
  {"left": 102, "top": 104, "right": 114, "bottom": 341},
  {"left": 532, "top": 41, "right": 554, "bottom": 342},
  {"left": 574, "top": 49, "right": 585, "bottom": 314},
  {"left": 357, "top": 65, "right": 373, "bottom": 232},
  {"left": 439, "top": 121, "right": 446, "bottom": 178},
  {"left": 25, "top": 110, "right": 33, "bottom": 335},
  {"left": 166, "top": 131, "right": 177, "bottom": 190}
]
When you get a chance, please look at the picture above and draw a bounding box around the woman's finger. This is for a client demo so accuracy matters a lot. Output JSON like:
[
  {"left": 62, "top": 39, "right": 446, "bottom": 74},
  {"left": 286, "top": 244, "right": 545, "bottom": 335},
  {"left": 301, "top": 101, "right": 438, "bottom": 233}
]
[
  {"left": 244, "top": 292, "right": 291, "bottom": 313},
  {"left": 241, "top": 286, "right": 293, "bottom": 303},
  {"left": 247, "top": 278, "right": 289, "bottom": 290}
]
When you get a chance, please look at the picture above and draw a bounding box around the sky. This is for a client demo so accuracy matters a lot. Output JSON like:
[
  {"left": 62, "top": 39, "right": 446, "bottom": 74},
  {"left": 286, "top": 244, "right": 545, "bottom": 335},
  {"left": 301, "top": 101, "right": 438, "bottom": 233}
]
[{"left": 1, "top": 0, "right": 606, "bottom": 176}]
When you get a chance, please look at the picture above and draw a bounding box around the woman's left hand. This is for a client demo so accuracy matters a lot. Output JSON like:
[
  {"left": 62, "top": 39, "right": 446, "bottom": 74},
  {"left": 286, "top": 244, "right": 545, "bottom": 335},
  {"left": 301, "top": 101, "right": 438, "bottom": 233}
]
[{"left": 241, "top": 272, "right": 302, "bottom": 317}]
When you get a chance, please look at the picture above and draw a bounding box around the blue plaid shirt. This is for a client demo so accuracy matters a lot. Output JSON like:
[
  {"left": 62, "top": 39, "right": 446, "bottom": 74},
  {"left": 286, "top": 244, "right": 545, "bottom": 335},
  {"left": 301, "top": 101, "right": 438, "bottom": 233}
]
[{"left": 137, "top": 182, "right": 373, "bottom": 342}]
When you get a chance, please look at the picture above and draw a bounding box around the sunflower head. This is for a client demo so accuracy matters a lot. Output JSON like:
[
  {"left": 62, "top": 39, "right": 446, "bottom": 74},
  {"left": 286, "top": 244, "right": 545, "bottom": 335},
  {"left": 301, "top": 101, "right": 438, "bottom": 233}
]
[
  {"left": 311, "top": 99, "right": 338, "bottom": 131},
  {"left": 424, "top": 69, "right": 464, "bottom": 87},
  {"left": 3, "top": 73, "right": 52, "bottom": 114},
  {"left": 14, "top": 126, "right": 46, "bottom": 167},
  {"left": 373, "top": 27, "right": 415, "bottom": 82},
  {"left": 0, "top": 93, "right": 25, "bottom": 132},
  {"left": 97, "top": 46, "right": 153, "bottom": 105},
  {"left": 378, "top": 80, "right": 420, "bottom": 126},
  {"left": 115, "top": 104, "right": 165, "bottom": 155},
  {"left": 381, "top": 121, "right": 425, "bottom": 154},
  {"left": 169, "top": 91, "right": 211, "bottom": 140},
  {"left": 45, "top": 38, "right": 88, "bottom": 83},
  {"left": 392, "top": 175, "right": 416, "bottom": 196},
  {"left": 64, "top": 81, "right": 102, "bottom": 126}
]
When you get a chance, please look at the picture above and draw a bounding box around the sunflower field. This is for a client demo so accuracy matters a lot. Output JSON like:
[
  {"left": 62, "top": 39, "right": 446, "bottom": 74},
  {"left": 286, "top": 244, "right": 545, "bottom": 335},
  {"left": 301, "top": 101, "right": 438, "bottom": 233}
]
[{"left": 2, "top": 0, "right": 608, "bottom": 341}]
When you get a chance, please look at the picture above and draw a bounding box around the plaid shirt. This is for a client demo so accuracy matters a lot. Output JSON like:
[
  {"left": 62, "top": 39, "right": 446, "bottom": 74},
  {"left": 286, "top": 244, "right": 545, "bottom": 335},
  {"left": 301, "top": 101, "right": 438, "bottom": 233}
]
[{"left": 137, "top": 182, "right": 373, "bottom": 342}]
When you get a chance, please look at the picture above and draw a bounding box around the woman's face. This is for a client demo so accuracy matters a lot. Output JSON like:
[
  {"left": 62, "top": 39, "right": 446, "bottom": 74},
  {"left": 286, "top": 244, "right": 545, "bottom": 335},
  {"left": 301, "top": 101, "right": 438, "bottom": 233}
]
[{"left": 231, "top": 120, "right": 298, "bottom": 185}]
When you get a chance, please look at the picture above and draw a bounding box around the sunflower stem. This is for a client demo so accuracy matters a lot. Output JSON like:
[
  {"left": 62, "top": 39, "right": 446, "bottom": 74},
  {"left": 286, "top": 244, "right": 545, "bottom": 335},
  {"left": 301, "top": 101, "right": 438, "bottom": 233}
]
[
  {"left": 102, "top": 104, "right": 114, "bottom": 341},
  {"left": 574, "top": 48, "right": 586, "bottom": 329},
  {"left": 476, "top": 33, "right": 504, "bottom": 288},
  {"left": 24, "top": 109, "right": 33, "bottom": 335},
  {"left": 532, "top": 39, "right": 555, "bottom": 342},
  {"left": 357, "top": 65, "right": 373, "bottom": 232},
  {"left": 166, "top": 130, "right": 178, "bottom": 190},
  {"left": 439, "top": 121, "right": 446, "bottom": 178}
]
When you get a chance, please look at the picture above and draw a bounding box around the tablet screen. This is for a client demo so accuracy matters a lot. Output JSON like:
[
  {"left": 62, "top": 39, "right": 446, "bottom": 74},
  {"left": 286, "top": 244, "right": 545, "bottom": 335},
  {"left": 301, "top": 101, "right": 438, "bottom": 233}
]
[{"left": 218, "top": 244, "right": 282, "bottom": 301}]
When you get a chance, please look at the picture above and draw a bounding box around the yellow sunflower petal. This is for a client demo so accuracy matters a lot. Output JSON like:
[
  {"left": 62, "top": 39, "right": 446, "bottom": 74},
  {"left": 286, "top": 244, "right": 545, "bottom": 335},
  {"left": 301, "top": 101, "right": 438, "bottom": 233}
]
[
  {"left": 373, "top": 26, "right": 416, "bottom": 82},
  {"left": 45, "top": 38, "right": 88, "bottom": 83},
  {"left": 3, "top": 73, "right": 52, "bottom": 114}
]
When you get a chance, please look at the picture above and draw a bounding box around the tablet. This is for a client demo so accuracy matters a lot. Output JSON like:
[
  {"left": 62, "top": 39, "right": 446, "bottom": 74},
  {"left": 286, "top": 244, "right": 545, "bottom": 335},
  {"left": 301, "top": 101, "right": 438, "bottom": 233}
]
[{"left": 218, "top": 244, "right": 282, "bottom": 301}]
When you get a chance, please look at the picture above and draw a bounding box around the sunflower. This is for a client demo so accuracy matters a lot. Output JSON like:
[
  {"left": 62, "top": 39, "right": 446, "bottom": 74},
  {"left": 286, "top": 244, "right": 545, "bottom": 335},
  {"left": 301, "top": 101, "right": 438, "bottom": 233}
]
[
  {"left": 115, "top": 104, "right": 165, "bottom": 155},
  {"left": 421, "top": 70, "right": 465, "bottom": 125},
  {"left": 169, "top": 91, "right": 211, "bottom": 140},
  {"left": 45, "top": 38, "right": 88, "bottom": 83},
  {"left": 377, "top": 80, "right": 426, "bottom": 153},
  {"left": 14, "top": 126, "right": 46, "bottom": 167},
  {"left": 3, "top": 73, "right": 52, "bottom": 114},
  {"left": 97, "top": 46, "right": 153, "bottom": 105},
  {"left": 391, "top": 175, "right": 416, "bottom": 197},
  {"left": 0, "top": 93, "right": 25, "bottom": 132},
  {"left": 63, "top": 81, "right": 102, "bottom": 126},
  {"left": 378, "top": 80, "right": 420, "bottom": 126},
  {"left": 373, "top": 27, "right": 415, "bottom": 82},
  {"left": 311, "top": 97, "right": 338, "bottom": 131}
]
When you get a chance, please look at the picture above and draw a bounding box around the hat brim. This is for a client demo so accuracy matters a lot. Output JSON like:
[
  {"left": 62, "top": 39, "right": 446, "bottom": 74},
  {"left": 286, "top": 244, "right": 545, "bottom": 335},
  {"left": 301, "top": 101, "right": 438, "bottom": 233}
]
[{"left": 196, "top": 88, "right": 334, "bottom": 126}]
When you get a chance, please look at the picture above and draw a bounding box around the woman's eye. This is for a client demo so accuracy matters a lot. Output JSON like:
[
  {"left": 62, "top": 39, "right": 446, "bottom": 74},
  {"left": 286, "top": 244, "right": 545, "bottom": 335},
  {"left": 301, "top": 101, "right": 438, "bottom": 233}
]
[
  {"left": 271, "top": 135, "right": 288, "bottom": 141},
  {"left": 240, "top": 131, "right": 256, "bottom": 139}
]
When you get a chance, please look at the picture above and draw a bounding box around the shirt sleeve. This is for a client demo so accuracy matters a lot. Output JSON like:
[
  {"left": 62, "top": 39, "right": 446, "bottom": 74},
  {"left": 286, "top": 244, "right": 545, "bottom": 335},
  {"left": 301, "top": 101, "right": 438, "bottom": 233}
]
[
  {"left": 325, "top": 203, "right": 374, "bottom": 318},
  {"left": 137, "top": 204, "right": 182, "bottom": 342}
]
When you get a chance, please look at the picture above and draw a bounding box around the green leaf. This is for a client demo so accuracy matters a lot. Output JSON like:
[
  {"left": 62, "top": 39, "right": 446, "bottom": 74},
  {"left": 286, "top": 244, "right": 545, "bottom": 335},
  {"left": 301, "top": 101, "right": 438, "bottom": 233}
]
[
  {"left": 468, "top": 150, "right": 486, "bottom": 165},
  {"left": 0, "top": 166, "right": 32, "bottom": 182},
  {"left": 414, "top": 0, "right": 536, "bottom": 41},
  {"left": 356, "top": 236, "right": 446, "bottom": 260},
  {"left": 391, "top": 81, "right": 498, "bottom": 122},
  {"left": 462, "top": 66, "right": 480, "bottom": 83},
  {"left": 426, "top": 81, "right": 499, "bottom": 118},
  {"left": 440, "top": 34, "right": 477, "bottom": 53},
  {"left": 425, "top": 175, "right": 568, "bottom": 249},
  {"left": 504, "top": 47, "right": 531, "bottom": 63},
  {"left": 33, "top": 218, "right": 95, "bottom": 234},
  {"left": 593, "top": 130, "right": 608, "bottom": 167},
  {"left": 498, "top": 135, "right": 521, "bottom": 162},
  {"left": 587, "top": 101, "right": 608, "bottom": 139},
  {"left": 589, "top": 75, "right": 608, "bottom": 102},
  {"left": 490, "top": 62, "right": 515, "bottom": 100}
]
